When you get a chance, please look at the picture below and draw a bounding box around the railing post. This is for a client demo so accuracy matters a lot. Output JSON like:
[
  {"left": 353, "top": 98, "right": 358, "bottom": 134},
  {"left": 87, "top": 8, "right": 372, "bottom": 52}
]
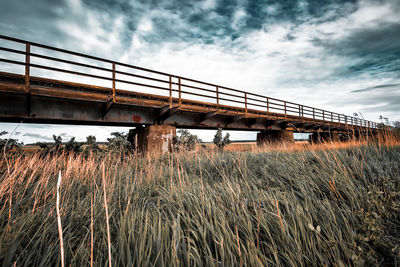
[
  {"left": 266, "top": 97, "right": 269, "bottom": 113},
  {"left": 25, "top": 42, "right": 31, "bottom": 115},
  {"left": 178, "top": 77, "right": 182, "bottom": 107},
  {"left": 169, "top": 76, "right": 172, "bottom": 108},
  {"left": 284, "top": 101, "right": 287, "bottom": 119},
  {"left": 216, "top": 86, "right": 219, "bottom": 110},
  {"left": 313, "top": 108, "right": 315, "bottom": 119},
  {"left": 322, "top": 110, "right": 325, "bottom": 121},
  {"left": 25, "top": 43, "right": 30, "bottom": 94},
  {"left": 331, "top": 112, "right": 333, "bottom": 122},
  {"left": 112, "top": 63, "right": 116, "bottom": 103},
  {"left": 345, "top": 116, "right": 347, "bottom": 125},
  {"left": 244, "top": 92, "right": 248, "bottom": 115},
  {"left": 338, "top": 114, "right": 340, "bottom": 124}
]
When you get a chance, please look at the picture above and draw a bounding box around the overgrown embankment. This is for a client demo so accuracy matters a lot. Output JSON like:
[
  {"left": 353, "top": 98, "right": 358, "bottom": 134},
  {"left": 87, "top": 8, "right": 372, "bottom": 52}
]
[{"left": 0, "top": 143, "right": 399, "bottom": 266}]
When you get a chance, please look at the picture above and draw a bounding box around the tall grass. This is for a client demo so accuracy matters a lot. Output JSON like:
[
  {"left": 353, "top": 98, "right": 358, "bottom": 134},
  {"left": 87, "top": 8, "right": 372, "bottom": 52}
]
[{"left": 0, "top": 140, "right": 399, "bottom": 266}]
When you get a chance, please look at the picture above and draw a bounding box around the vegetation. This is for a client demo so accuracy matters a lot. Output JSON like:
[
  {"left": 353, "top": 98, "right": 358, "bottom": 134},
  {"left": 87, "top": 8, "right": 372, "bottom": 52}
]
[
  {"left": 394, "top": 120, "right": 400, "bottom": 136},
  {"left": 0, "top": 131, "right": 23, "bottom": 152},
  {"left": 0, "top": 140, "right": 399, "bottom": 266},
  {"left": 175, "top": 129, "right": 202, "bottom": 151},
  {"left": 213, "top": 128, "right": 231, "bottom": 150},
  {"left": 106, "top": 132, "right": 132, "bottom": 152},
  {"left": 85, "top": 135, "right": 100, "bottom": 153}
]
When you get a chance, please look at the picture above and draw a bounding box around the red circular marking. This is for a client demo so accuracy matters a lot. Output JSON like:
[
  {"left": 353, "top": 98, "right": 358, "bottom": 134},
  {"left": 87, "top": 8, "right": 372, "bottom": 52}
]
[{"left": 132, "top": 115, "right": 142, "bottom": 123}]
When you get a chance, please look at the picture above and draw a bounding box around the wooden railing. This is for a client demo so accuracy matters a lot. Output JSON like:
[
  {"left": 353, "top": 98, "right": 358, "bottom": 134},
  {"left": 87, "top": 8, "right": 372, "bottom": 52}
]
[{"left": 0, "top": 34, "right": 377, "bottom": 129}]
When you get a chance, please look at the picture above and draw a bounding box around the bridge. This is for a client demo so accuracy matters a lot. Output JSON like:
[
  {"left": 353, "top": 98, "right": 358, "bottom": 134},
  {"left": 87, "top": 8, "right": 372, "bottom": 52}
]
[{"left": 0, "top": 35, "right": 378, "bottom": 152}]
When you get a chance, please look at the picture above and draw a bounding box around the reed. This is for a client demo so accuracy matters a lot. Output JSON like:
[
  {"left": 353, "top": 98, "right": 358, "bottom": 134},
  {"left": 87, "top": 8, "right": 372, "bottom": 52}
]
[{"left": 0, "top": 139, "right": 399, "bottom": 266}]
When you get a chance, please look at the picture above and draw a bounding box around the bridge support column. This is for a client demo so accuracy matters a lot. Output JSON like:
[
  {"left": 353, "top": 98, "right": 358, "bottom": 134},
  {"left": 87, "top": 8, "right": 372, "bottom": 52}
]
[
  {"left": 257, "top": 130, "right": 294, "bottom": 146},
  {"left": 128, "top": 125, "right": 176, "bottom": 154},
  {"left": 309, "top": 131, "right": 340, "bottom": 143}
]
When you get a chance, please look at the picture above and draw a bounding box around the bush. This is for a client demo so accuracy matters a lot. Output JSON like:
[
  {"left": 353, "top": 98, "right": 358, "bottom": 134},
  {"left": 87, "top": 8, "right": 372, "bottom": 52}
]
[
  {"left": 175, "top": 129, "right": 202, "bottom": 151},
  {"left": 213, "top": 127, "right": 231, "bottom": 149},
  {"left": 85, "top": 135, "right": 99, "bottom": 152},
  {"left": 0, "top": 131, "right": 23, "bottom": 152},
  {"left": 107, "top": 132, "right": 132, "bottom": 152}
]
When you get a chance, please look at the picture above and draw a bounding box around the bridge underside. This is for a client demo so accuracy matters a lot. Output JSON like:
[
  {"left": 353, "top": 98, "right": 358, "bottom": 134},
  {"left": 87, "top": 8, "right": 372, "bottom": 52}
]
[
  {"left": 0, "top": 72, "right": 373, "bottom": 131},
  {"left": 0, "top": 72, "right": 376, "bottom": 153}
]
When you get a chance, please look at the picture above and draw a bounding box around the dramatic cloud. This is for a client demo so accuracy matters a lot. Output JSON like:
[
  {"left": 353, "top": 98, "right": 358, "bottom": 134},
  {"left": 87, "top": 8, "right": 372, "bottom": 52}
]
[{"left": 0, "top": 0, "right": 399, "bottom": 142}]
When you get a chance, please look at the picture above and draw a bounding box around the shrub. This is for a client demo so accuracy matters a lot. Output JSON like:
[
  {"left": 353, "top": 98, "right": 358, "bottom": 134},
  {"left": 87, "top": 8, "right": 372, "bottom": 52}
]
[
  {"left": 213, "top": 127, "right": 231, "bottom": 149},
  {"left": 107, "top": 132, "right": 132, "bottom": 152},
  {"left": 0, "top": 131, "right": 22, "bottom": 152},
  {"left": 175, "top": 129, "right": 202, "bottom": 151}
]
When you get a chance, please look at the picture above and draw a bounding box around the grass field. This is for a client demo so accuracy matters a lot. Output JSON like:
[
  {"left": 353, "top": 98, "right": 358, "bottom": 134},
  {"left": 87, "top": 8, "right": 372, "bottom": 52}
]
[{"left": 0, "top": 140, "right": 399, "bottom": 266}]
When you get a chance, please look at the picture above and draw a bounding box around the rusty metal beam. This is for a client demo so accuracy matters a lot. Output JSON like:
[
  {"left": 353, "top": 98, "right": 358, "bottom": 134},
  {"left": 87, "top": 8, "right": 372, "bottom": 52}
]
[
  {"left": 103, "top": 98, "right": 114, "bottom": 118},
  {"left": 225, "top": 114, "right": 246, "bottom": 127},
  {"left": 158, "top": 106, "right": 179, "bottom": 123},
  {"left": 199, "top": 111, "right": 218, "bottom": 123}
]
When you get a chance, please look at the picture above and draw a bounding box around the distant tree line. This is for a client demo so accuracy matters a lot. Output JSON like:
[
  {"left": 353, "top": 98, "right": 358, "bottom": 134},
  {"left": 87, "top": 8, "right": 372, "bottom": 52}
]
[{"left": 0, "top": 127, "right": 235, "bottom": 154}]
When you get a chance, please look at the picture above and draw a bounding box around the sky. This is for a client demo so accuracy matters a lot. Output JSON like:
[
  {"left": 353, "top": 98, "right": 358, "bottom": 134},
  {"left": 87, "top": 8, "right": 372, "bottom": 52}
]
[{"left": 0, "top": 0, "right": 399, "bottom": 143}]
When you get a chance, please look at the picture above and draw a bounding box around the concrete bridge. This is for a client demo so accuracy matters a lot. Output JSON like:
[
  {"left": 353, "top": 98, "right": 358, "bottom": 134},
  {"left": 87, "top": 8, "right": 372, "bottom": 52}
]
[{"left": 0, "top": 35, "right": 378, "bottom": 152}]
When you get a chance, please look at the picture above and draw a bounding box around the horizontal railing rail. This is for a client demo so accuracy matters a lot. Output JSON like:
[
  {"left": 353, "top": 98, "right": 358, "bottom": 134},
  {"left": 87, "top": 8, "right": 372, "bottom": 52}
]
[{"left": 0, "top": 34, "right": 377, "bottom": 129}]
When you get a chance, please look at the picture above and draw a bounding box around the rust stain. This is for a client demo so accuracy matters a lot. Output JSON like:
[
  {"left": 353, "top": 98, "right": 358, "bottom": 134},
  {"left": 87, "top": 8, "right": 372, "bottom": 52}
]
[{"left": 132, "top": 115, "right": 142, "bottom": 123}]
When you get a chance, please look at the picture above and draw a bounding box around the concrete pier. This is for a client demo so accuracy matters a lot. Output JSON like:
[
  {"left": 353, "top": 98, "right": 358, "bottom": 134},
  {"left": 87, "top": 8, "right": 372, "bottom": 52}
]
[
  {"left": 128, "top": 125, "right": 176, "bottom": 154},
  {"left": 257, "top": 130, "right": 294, "bottom": 145},
  {"left": 309, "top": 131, "right": 340, "bottom": 143}
]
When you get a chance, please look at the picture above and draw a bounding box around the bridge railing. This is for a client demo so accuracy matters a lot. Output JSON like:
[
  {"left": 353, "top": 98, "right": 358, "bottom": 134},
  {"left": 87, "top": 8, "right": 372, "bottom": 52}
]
[{"left": 0, "top": 35, "right": 377, "bottom": 129}]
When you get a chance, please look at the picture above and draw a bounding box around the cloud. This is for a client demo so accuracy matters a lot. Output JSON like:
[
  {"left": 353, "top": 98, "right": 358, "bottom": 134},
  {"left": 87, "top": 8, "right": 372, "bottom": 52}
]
[
  {"left": 23, "top": 133, "right": 53, "bottom": 141},
  {"left": 313, "top": 22, "right": 400, "bottom": 78},
  {"left": 352, "top": 83, "right": 400, "bottom": 93},
  {"left": 1, "top": 0, "right": 400, "bottom": 141}
]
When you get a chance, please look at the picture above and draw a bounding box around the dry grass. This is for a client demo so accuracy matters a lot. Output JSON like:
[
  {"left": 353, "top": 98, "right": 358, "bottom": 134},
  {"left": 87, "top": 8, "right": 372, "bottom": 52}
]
[{"left": 0, "top": 137, "right": 399, "bottom": 266}]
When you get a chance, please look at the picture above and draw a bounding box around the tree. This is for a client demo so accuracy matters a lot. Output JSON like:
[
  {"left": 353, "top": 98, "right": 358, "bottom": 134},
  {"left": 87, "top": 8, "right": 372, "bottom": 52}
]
[
  {"left": 0, "top": 131, "right": 23, "bottom": 152},
  {"left": 52, "top": 135, "right": 63, "bottom": 152},
  {"left": 175, "top": 129, "right": 202, "bottom": 151},
  {"left": 213, "top": 128, "right": 231, "bottom": 150},
  {"left": 64, "top": 137, "right": 83, "bottom": 153},
  {"left": 85, "top": 135, "right": 99, "bottom": 152},
  {"left": 107, "top": 132, "right": 131, "bottom": 152},
  {"left": 394, "top": 121, "right": 400, "bottom": 136}
]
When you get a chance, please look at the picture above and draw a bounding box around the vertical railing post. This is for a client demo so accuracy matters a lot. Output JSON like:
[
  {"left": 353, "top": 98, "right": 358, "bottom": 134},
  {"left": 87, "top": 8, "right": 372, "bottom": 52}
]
[
  {"left": 25, "top": 42, "right": 31, "bottom": 115},
  {"left": 331, "top": 112, "right": 333, "bottom": 122},
  {"left": 169, "top": 76, "right": 172, "bottom": 108},
  {"left": 244, "top": 92, "right": 248, "bottom": 115},
  {"left": 25, "top": 43, "right": 30, "bottom": 94},
  {"left": 284, "top": 101, "right": 287, "bottom": 120},
  {"left": 112, "top": 63, "right": 116, "bottom": 103},
  {"left": 338, "top": 114, "right": 340, "bottom": 124},
  {"left": 322, "top": 110, "right": 325, "bottom": 121},
  {"left": 312, "top": 108, "right": 315, "bottom": 119},
  {"left": 266, "top": 97, "right": 269, "bottom": 113},
  {"left": 216, "top": 86, "right": 219, "bottom": 110},
  {"left": 178, "top": 77, "right": 182, "bottom": 107},
  {"left": 345, "top": 116, "right": 347, "bottom": 125}
]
